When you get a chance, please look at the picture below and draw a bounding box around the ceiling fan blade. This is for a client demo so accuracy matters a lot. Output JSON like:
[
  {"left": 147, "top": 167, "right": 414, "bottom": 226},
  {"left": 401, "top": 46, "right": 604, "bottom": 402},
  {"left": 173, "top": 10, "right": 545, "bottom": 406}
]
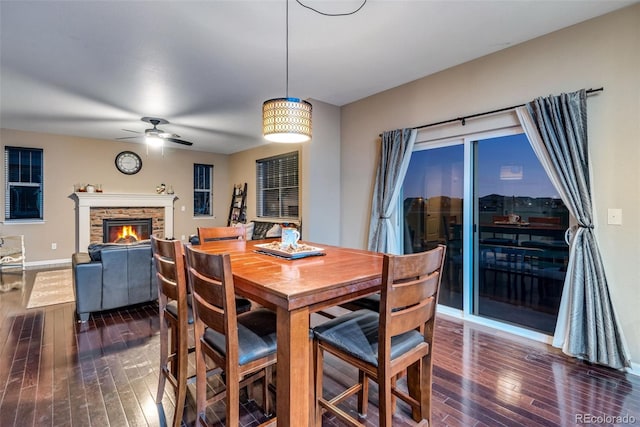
[
  {"left": 121, "top": 129, "right": 142, "bottom": 134},
  {"left": 165, "top": 137, "right": 193, "bottom": 146},
  {"left": 115, "top": 136, "right": 141, "bottom": 140},
  {"left": 159, "top": 132, "right": 179, "bottom": 138}
]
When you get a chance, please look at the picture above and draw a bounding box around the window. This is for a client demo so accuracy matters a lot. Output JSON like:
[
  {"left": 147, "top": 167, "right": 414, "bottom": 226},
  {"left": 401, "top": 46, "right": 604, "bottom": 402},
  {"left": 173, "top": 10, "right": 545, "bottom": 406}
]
[
  {"left": 256, "top": 151, "right": 299, "bottom": 218},
  {"left": 193, "top": 164, "right": 213, "bottom": 217},
  {"left": 4, "top": 146, "right": 43, "bottom": 221}
]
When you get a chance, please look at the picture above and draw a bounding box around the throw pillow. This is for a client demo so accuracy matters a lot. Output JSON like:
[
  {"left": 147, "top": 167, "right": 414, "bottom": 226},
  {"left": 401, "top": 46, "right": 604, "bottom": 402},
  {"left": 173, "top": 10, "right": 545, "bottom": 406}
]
[
  {"left": 244, "top": 222, "right": 255, "bottom": 240},
  {"left": 251, "top": 222, "right": 273, "bottom": 240},
  {"left": 265, "top": 223, "right": 282, "bottom": 238}
]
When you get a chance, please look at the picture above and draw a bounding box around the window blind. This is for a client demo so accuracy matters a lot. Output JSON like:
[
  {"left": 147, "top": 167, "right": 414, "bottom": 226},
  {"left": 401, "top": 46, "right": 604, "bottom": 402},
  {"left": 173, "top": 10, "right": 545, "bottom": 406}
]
[{"left": 256, "top": 151, "right": 299, "bottom": 218}]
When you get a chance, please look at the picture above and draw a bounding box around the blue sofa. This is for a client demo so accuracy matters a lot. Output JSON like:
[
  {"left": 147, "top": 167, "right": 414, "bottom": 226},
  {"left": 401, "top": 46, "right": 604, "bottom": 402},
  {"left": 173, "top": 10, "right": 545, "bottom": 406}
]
[{"left": 72, "top": 241, "right": 157, "bottom": 322}]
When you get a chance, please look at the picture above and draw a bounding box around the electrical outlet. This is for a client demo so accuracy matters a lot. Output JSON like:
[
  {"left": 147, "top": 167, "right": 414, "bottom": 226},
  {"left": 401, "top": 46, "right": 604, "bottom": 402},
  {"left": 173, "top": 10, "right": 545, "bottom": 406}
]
[
  {"left": 51, "top": 243, "right": 57, "bottom": 250},
  {"left": 181, "top": 235, "right": 186, "bottom": 241},
  {"left": 181, "top": 205, "right": 186, "bottom": 212}
]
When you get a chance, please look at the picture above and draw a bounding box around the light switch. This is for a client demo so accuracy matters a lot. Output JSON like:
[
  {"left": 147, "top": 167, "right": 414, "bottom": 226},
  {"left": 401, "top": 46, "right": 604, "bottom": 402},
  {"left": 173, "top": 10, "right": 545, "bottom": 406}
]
[{"left": 607, "top": 208, "right": 622, "bottom": 225}]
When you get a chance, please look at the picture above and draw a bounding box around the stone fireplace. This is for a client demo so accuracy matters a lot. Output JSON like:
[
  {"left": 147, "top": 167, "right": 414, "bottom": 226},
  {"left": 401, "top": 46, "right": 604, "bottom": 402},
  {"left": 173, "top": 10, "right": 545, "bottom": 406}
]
[{"left": 73, "top": 193, "right": 176, "bottom": 251}]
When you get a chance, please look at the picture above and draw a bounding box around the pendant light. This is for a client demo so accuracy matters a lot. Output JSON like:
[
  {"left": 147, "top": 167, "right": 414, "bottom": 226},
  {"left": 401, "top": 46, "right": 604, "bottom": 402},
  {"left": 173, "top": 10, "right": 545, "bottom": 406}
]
[{"left": 262, "top": 0, "right": 312, "bottom": 143}]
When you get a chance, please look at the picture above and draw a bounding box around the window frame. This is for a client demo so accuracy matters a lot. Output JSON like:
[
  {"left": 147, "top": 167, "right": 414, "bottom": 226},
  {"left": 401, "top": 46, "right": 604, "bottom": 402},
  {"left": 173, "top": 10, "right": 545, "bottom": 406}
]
[
  {"left": 256, "top": 151, "right": 299, "bottom": 219},
  {"left": 193, "top": 163, "right": 213, "bottom": 217},
  {"left": 4, "top": 146, "right": 44, "bottom": 222}
]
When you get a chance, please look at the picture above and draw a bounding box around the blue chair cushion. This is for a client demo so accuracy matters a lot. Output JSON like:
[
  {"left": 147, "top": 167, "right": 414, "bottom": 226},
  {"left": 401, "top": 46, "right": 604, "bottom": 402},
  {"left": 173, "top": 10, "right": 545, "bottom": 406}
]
[
  {"left": 203, "top": 308, "right": 277, "bottom": 366},
  {"left": 313, "top": 309, "right": 425, "bottom": 367},
  {"left": 235, "top": 297, "right": 252, "bottom": 314},
  {"left": 346, "top": 293, "right": 380, "bottom": 311},
  {"left": 166, "top": 296, "right": 250, "bottom": 325},
  {"left": 166, "top": 295, "right": 194, "bottom": 324}
]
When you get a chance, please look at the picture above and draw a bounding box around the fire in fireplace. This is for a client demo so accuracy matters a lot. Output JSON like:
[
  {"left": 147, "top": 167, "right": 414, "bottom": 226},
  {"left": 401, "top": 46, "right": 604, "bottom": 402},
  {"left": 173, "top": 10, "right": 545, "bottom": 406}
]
[{"left": 103, "top": 218, "right": 152, "bottom": 243}]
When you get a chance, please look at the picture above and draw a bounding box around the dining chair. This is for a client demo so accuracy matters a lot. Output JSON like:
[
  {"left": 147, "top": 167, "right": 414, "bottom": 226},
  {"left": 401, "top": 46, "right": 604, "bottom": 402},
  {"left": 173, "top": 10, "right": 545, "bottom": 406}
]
[
  {"left": 196, "top": 227, "right": 254, "bottom": 314},
  {"left": 151, "top": 235, "right": 197, "bottom": 427},
  {"left": 183, "top": 244, "right": 278, "bottom": 426},
  {"left": 197, "top": 225, "right": 246, "bottom": 243},
  {"left": 313, "top": 245, "right": 446, "bottom": 427}
]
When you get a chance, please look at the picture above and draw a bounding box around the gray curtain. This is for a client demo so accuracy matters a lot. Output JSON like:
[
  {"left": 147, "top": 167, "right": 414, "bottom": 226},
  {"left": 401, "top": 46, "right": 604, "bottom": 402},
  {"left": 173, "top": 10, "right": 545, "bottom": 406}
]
[
  {"left": 367, "top": 128, "right": 417, "bottom": 253},
  {"left": 517, "top": 89, "right": 629, "bottom": 370}
]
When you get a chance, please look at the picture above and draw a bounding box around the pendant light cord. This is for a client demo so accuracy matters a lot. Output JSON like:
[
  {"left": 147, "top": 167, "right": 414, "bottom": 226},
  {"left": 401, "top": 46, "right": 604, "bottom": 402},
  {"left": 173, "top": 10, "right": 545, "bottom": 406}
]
[
  {"left": 286, "top": 0, "right": 289, "bottom": 97},
  {"left": 295, "top": 0, "right": 367, "bottom": 16},
  {"left": 286, "top": 0, "right": 366, "bottom": 96}
]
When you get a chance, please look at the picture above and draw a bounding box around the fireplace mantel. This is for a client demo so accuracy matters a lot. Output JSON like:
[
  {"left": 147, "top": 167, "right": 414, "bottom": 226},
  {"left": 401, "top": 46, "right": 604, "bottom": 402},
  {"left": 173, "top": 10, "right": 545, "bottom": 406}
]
[{"left": 73, "top": 193, "right": 177, "bottom": 251}]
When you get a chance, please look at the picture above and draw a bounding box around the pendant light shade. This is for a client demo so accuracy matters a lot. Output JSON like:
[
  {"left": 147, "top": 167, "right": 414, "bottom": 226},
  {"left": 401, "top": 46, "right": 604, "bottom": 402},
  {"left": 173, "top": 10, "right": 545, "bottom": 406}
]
[
  {"left": 262, "top": 0, "right": 312, "bottom": 143},
  {"left": 263, "top": 97, "right": 312, "bottom": 143}
]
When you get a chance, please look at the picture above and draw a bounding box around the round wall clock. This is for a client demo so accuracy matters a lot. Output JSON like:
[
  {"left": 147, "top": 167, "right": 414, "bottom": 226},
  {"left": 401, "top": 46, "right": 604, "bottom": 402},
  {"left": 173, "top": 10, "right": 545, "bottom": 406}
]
[{"left": 115, "top": 151, "right": 142, "bottom": 175}]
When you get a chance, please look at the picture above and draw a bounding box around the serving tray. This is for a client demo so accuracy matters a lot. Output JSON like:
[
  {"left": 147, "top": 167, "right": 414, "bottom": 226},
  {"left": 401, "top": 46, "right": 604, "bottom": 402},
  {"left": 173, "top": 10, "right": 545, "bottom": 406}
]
[{"left": 254, "top": 242, "right": 325, "bottom": 259}]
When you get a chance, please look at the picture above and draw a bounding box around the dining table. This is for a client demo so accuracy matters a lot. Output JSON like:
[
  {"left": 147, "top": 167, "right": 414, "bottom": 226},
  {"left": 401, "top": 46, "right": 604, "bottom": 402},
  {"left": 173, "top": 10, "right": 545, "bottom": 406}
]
[{"left": 195, "top": 238, "right": 384, "bottom": 426}]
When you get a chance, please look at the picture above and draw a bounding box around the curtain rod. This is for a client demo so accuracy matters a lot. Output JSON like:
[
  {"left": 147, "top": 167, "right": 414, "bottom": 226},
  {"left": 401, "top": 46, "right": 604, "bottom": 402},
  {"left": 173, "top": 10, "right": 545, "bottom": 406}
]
[{"left": 386, "top": 87, "right": 604, "bottom": 134}]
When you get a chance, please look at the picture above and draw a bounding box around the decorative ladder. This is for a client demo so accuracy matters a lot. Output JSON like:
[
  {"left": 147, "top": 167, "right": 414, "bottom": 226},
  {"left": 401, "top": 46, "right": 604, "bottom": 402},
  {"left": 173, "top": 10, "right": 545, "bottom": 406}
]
[{"left": 227, "top": 183, "right": 247, "bottom": 226}]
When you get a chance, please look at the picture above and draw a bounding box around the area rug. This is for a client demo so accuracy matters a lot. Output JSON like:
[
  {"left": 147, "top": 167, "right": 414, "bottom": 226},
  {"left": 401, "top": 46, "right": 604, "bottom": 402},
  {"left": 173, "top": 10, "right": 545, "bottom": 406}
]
[{"left": 26, "top": 269, "right": 74, "bottom": 309}]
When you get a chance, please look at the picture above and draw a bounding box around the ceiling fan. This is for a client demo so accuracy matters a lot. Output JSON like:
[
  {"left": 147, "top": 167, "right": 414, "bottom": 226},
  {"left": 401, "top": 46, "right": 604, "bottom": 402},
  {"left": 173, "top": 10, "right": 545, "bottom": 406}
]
[{"left": 117, "top": 117, "right": 193, "bottom": 146}]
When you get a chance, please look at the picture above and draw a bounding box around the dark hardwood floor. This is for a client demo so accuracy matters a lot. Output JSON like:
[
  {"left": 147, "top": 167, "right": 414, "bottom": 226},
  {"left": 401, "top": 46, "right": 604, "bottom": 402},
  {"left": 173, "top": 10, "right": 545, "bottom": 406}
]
[{"left": 1, "top": 266, "right": 638, "bottom": 426}]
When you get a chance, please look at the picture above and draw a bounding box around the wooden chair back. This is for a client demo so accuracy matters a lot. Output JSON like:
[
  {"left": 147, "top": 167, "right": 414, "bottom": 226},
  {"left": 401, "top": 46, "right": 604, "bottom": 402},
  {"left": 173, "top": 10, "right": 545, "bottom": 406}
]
[
  {"left": 197, "top": 225, "right": 245, "bottom": 243},
  {"left": 183, "top": 246, "right": 239, "bottom": 367},
  {"left": 379, "top": 245, "right": 446, "bottom": 358},
  {"left": 152, "top": 236, "right": 188, "bottom": 308}
]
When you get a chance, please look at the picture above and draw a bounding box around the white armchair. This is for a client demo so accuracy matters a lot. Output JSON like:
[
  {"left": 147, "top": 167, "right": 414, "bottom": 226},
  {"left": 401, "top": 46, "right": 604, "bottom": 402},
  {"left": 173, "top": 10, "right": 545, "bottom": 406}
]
[{"left": 0, "top": 235, "right": 25, "bottom": 270}]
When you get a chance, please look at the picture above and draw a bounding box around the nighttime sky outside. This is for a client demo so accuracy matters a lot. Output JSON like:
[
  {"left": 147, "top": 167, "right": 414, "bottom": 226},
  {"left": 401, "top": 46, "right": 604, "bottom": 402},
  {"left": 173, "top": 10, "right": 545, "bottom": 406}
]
[{"left": 403, "top": 133, "right": 560, "bottom": 200}]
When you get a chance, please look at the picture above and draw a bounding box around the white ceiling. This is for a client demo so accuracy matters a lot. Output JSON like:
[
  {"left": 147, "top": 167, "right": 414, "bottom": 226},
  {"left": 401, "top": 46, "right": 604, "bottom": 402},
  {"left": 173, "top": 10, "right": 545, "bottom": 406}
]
[{"left": 1, "top": 0, "right": 635, "bottom": 154}]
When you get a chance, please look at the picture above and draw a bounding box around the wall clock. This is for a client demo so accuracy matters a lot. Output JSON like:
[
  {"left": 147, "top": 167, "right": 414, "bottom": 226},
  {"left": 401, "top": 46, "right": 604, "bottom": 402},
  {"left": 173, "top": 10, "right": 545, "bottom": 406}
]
[{"left": 115, "top": 151, "right": 142, "bottom": 175}]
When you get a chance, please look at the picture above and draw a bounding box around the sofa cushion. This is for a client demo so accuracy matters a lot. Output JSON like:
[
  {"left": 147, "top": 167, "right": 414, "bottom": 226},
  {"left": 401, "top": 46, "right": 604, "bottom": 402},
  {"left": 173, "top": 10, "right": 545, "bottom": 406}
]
[
  {"left": 265, "top": 223, "right": 282, "bottom": 238},
  {"left": 88, "top": 240, "right": 151, "bottom": 261}
]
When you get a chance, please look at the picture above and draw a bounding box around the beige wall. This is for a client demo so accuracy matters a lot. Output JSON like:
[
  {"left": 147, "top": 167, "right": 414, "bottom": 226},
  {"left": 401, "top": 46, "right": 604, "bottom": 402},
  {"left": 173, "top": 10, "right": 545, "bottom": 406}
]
[
  {"left": 340, "top": 5, "right": 640, "bottom": 365},
  {"left": 0, "top": 129, "right": 230, "bottom": 261}
]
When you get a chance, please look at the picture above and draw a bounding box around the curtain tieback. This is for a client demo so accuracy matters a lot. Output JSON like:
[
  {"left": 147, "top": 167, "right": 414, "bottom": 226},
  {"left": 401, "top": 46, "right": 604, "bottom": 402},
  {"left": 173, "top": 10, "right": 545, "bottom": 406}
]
[
  {"left": 379, "top": 216, "right": 391, "bottom": 219},
  {"left": 578, "top": 224, "right": 594, "bottom": 229}
]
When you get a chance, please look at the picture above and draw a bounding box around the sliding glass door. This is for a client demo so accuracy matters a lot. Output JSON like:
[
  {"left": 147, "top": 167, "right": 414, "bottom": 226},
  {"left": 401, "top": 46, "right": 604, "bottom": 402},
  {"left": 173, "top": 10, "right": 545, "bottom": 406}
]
[
  {"left": 402, "top": 143, "right": 464, "bottom": 309},
  {"left": 473, "top": 133, "right": 568, "bottom": 333},
  {"left": 401, "top": 131, "right": 570, "bottom": 334}
]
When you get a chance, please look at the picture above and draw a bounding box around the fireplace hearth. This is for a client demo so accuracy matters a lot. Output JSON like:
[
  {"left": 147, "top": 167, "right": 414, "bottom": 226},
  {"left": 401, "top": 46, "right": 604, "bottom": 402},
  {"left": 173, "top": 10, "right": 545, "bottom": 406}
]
[{"left": 103, "top": 218, "right": 152, "bottom": 243}]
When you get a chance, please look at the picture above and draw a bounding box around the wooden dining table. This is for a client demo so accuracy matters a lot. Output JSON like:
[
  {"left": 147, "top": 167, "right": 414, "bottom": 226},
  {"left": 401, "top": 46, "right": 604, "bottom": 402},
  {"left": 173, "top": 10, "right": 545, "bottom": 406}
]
[{"left": 196, "top": 239, "right": 384, "bottom": 426}]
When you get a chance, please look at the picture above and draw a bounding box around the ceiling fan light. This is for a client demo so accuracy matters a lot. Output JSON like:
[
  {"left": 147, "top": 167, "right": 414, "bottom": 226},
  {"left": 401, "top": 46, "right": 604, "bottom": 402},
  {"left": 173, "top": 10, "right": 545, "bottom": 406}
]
[
  {"left": 145, "top": 135, "right": 164, "bottom": 147},
  {"left": 263, "top": 97, "right": 312, "bottom": 143}
]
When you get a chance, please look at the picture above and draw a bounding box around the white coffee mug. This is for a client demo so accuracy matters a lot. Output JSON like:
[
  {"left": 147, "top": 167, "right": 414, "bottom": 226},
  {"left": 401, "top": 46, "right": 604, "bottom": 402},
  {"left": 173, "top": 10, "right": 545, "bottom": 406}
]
[
  {"left": 281, "top": 227, "right": 300, "bottom": 249},
  {"left": 508, "top": 214, "right": 521, "bottom": 223}
]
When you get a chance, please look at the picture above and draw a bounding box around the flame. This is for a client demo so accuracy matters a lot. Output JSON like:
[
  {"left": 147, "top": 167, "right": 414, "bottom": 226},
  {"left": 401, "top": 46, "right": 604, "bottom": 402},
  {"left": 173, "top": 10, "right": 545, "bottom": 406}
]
[{"left": 117, "top": 225, "right": 139, "bottom": 241}]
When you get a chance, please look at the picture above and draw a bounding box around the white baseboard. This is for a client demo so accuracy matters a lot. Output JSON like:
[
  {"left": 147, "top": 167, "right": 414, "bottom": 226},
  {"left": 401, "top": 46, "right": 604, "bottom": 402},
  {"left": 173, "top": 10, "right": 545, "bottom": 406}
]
[
  {"left": 627, "top": 361, "right": 640, "bottom": 377},
  {"left": 25, "top": 258, "right": 72, "bottom": 268}
]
